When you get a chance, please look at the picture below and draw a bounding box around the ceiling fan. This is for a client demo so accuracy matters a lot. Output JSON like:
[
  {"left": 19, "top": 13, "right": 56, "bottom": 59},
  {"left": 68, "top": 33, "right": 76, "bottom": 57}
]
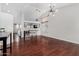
[{"left": 35, "top": 3, "right": 58, "bottom": 20}]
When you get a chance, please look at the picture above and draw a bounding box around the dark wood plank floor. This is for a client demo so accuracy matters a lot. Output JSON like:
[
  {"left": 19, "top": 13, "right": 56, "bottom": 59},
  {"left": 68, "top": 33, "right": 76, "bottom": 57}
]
[{"left": 9, "top": 36, "right": 79, "bottom": 56}]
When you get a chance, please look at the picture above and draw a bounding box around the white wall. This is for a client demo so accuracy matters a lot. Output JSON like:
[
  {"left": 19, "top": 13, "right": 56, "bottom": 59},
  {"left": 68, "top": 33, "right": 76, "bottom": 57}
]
[
  {"left": 42, "top": 4, "right": 79, "bottom": 44},
  {"left": 0, "top": 12, "right": 13, "bottom": 44},
  {"left": 0, "top": 4, "right": 1, "bottom": 12},
  {"left": 20, "top": 12, "right": 24, "bottom": 37}
]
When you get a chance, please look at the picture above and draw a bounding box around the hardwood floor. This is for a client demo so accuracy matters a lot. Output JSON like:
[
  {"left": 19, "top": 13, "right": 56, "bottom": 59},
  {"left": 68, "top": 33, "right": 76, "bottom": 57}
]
[{"left": 9, "top": 36, "right": 79, "bottom": 56}]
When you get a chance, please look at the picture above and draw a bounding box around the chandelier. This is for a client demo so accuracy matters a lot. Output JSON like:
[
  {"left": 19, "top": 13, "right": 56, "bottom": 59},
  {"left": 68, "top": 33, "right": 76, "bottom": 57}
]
[{"left": 35, "top": 3, "right": 58, "bottom": 21}]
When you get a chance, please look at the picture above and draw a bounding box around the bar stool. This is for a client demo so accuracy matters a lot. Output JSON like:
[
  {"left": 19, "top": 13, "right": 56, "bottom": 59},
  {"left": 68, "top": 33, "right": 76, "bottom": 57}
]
[{"left": 0, "top": 28, "right": 12, "bottom": 55}]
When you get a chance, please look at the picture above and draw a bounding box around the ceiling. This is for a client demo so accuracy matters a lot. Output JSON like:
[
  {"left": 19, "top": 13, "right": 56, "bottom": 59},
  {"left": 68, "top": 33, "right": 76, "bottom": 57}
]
[{"left": 0, "top": 3, "right": 73, "bottom": 22}]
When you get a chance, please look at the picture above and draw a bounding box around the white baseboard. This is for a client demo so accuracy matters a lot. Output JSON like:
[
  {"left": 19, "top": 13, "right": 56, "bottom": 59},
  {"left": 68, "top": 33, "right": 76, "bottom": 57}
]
[{"left": 42, "top": 34, "right": 79, "bottom": 44}]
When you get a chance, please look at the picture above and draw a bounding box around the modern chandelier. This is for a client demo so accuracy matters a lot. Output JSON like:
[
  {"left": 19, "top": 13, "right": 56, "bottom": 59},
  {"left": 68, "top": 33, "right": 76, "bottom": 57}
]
[{"left": 35, "top": 3, "right": 58, "bottom": 20}]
